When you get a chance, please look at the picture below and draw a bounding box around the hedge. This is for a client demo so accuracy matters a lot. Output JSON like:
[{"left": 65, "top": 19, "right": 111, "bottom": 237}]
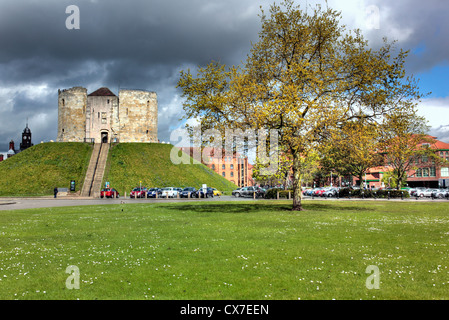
[
  {"left": 265, "top": 188, "right": 410, "bottom": 199},
  {"left": 338, "top": 188, "right": 410, "bottom": 199}
]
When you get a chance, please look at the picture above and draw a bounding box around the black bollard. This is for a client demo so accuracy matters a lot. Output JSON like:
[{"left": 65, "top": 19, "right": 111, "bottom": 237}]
[
  {"left": 401, "top": 191, "right": 404, "bottom": 201},
  {"left": 388, "top": 191, "right": 390, "bottom": 200}
]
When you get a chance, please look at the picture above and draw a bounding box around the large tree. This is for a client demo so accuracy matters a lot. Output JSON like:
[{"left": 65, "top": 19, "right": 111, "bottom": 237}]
[
  {"left": 320, "top": 118, "right": 384, "bottom": 188},
  {"left": 177, "top": 1, "right": 424, "bottom": 211},
  {"left": 380, "top": 110, "right": 446, "bottom": 190}
]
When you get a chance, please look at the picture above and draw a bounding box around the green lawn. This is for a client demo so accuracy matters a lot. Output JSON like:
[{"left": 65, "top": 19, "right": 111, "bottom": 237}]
[{"left": 0, "top": 200, "right": 448, "bottom": 300}]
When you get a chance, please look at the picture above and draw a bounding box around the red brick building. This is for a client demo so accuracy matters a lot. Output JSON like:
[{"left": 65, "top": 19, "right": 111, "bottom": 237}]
[
  {"left": 406, "top": 138, "right": 449, "bottom": 188},
  {"left": 351, "top": 136, "right": 449, "bottom": 189},
  {"left": 180, "top": 147, "right": 254, "bottom": 188}
]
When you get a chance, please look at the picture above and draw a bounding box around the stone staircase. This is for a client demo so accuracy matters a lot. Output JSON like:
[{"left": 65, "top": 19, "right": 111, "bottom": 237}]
[{"left": 81, "top": 143, "right": 110, "bottom": 198}]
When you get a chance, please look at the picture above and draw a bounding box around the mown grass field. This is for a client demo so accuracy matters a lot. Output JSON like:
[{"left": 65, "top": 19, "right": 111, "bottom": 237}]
[
  {"left": 0, "top": 200, "right": 448, "bottom": 300},
  {"left": 103, "top": 143, "right": 237, "bottom": 195},
  {"left": 0, "top": 143, "right": 92, "bottom": 196}
]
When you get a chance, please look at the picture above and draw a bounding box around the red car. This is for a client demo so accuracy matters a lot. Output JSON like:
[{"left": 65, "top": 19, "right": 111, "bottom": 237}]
[
  {"left": 130, "top": 187, "right": 147, "bottom": 198},
  {"left": 100, "top": 188, "right": 119, "bottom": 198}
]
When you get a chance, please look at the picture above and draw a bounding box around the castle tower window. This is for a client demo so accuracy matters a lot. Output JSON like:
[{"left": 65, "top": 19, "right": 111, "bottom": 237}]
[{"left": 62, "top": 99, "right": 65, "bottom": 106}]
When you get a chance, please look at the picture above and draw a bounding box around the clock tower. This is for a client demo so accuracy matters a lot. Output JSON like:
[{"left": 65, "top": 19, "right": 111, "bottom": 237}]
[{"left": 20, "top": 122, "right": 33, "bottom": 152}]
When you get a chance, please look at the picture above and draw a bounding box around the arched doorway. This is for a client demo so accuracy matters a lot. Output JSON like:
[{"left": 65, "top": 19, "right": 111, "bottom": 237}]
[{"left": 101, "top": 131, "right": 109, "bottom": 144}]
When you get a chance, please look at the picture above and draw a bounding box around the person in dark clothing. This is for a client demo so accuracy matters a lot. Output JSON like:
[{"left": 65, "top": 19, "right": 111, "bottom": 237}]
[{"left": 54, "top": 187, "right": 58, "bottom": 198}]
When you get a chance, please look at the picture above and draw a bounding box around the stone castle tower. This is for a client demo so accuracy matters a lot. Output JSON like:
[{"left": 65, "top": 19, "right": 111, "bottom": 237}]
[{"left": 57, "top": 87, "right": 158, "bottom": 143}]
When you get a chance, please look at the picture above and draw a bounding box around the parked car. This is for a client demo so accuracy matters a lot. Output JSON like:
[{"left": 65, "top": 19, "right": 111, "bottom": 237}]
[
  {"left": 130, "top": 187, "right": 147, "bottom": 198},
  {"left": 313, "top": 188, "right": 325, "bottom": 197},
  {"left": 323, "top": 187, "right": 339, "bottom": 197},
  {"left": 161, "top": 187, "right": 178, "bottom": 198},
  {"left": 100, "top": 188, "right": 119, "bottom": 198},
  {"left": 305, "top": 188, "right": 317, "bottom": 196},
  {"left": 232, "top": 188, "right": 241, "bottom": 197},
  {"left": 147, "top": 188, "right": 162, "bottom": 198},
  {"left": 234, "top": 186, "right": 256, "bottom": 198},
  {"left": 212, "top": 188, "right": 222, "bottom": 196},
  {"left": 180, "top": 187, "right": 197, "bottom": 198},
  {"left": 248, "top": 187, "right": 265, "bottom": 198},
  {"left": 410, "top": 187, "right": 426, "bottom": 196},
  {"left": 233, "top": 187, "right": 247, "bottom": 197},
  {"left": 431, "top": 189, "right": 449, "bottom": 199},
  {"left": 415, "top": 188, "right": 439, "bottom": 198},
  {"left": 302, "top": 188, "right": 312, "bottom": 195},
  {"left": 196, "top": 187, "right": 214, "bottom": 198}
]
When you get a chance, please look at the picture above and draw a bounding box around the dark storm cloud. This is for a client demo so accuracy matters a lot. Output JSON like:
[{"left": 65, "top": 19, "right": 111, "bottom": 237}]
[
  {"left": 368, "top": 0, "right": 449, "bottom": 74},
  {"left": 0, "top": 0, "right": 264, "bottom": 150},
  {"left": 0, "top": 0, "right": 260, "bottom": 65}
]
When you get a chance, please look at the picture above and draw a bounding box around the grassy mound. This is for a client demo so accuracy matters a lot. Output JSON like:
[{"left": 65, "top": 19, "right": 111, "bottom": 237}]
[
  {"left": 0, "top": 142, "right": 93, "bottom": 196},
  {"left": 103, "top": 143, "right": 237, "bottom": 195}
]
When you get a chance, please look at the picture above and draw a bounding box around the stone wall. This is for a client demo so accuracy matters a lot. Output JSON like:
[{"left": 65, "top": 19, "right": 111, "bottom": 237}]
[
  {"left": 118, "top": 89, "right": 158, "bottom": 143},
  {"left": 57, "top": 87, "right": 87, "bottom": 142}
]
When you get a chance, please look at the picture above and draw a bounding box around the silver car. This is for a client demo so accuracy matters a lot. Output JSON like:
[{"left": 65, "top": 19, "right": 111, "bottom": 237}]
[
  {"left": 431, "top": 189, "right": 449, "bottom": 199},
  {"left": 415, "top": 189, "right": 439, "bottom": 198}
]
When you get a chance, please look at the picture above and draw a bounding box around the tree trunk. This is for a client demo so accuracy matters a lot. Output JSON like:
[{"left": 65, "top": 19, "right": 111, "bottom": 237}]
[
  {"left": 396, "top": 170, "right": 404, "bottom": 190},
  {"left": 292, "top": 152, "right": 304, "bottom": 211},
  {"left": 359, "top": 173, "right": 364, "bottom": 189}
]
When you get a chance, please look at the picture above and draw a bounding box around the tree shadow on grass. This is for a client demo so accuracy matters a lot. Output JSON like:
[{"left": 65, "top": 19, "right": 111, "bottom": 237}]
[{"left": 161, "top": 202, "right": 370, "bottom": 214}]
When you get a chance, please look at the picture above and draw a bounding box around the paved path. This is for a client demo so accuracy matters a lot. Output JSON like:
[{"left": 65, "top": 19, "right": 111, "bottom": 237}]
[{"left": 0, "top": 195, "right": 447, "bottom": 211}]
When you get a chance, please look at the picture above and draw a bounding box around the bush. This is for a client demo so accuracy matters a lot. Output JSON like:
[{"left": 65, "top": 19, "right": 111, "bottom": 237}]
[{"left": 338, "top": 188, "right": 410, "bottom": 199}]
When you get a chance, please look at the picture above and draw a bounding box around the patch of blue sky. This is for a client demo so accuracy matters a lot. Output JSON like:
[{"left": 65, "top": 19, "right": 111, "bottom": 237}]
[{"left": 415, "top": 64, "right": 449, "bottom": 98}]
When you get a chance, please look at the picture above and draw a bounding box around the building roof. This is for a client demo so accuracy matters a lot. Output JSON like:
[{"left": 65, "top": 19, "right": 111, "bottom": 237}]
[
  {"left": 432, "top": 139, "right": 449, "bottom": 150},
  {"left": 88, "top": 87, "right": 116, "bottom": 97}
]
